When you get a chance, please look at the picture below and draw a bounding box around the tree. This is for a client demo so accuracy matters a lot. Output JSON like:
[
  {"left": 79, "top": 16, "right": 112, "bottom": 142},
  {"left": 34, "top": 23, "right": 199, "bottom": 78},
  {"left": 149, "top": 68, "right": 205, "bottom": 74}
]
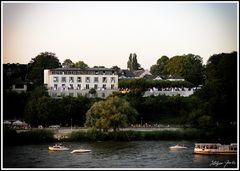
[
  {"left": 24, "top": 96, "right": 52, "bottom": 126},
  {"left": 24, "top": 91, "right": 93, "bottom": 127},
  {"left": 132, "top": 53, "right": 141, "bottom": 70},
  {"left": 127, "top": 53, "right": 141, "bottom": 71},
  {"left": 111, "top": 66, "right": 121, "bottom": 74},
  {"left": 150, "top": 55, "right": 169, "bottom": 76},
  {"left": 204, "top": 51, "right": 237, "bottom": 124},
  {"left": 164, "top": 54, "right": 204, "bottom": 86},
  {"left": 62, "top": 59, "right": 74, "bottom": 68},
  {"left": 73, "top": 61, "right": 89, "bottom": 69},
  {"left": 27, "top": 52, "right": 61, "bottom": 86},
  {"left": 30, "top": 85, "right": 49, "bottom": 97},
  {"left": 150, "top": 64, "right": 159, "bottom": 76},
  {"left": 197, "top": 115, "right": 213, "bottom": 129},
  {"left": 187, "top": 51, "right": 237, "bottom": 133},
  {"left": 85, "top": 96, "right": 138, "bottom": 132},
  {"left": 127, "top": 54, "right": 133, "bottom": 71},
  {"left": 89, "top": 88, "right": 97, "bottom": 97},
  {"left": 24, "top": 86, "right": 50, "bottom": 126}
]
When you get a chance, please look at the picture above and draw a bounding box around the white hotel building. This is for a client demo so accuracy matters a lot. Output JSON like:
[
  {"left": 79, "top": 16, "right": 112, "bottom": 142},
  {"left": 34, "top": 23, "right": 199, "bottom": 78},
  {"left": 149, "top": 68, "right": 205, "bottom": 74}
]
[{"left": 44, "top": 68, "right": 118, "bottom": 98}]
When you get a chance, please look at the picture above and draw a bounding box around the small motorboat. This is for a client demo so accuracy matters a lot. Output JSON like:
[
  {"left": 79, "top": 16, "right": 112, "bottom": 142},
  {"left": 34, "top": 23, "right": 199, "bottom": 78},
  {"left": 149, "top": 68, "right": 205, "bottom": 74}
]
[
  {"left": 169, "top": 144, "right": 187, "bottom": 150},
  {"left": 70, "top": 149, "right": 91, "bottom": 154},
  {"left": 48, "top": 144, "right": 70, "bottom": 151}
]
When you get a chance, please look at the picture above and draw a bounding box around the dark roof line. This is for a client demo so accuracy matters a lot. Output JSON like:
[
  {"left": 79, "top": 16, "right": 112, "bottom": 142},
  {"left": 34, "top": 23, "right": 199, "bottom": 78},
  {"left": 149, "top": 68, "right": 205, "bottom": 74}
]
[
  {"left": 167, "top": 74, "right": 184, "bottom": 79},
  {"left": 48, "top": 67, "right": 114, "bottom": 71}
]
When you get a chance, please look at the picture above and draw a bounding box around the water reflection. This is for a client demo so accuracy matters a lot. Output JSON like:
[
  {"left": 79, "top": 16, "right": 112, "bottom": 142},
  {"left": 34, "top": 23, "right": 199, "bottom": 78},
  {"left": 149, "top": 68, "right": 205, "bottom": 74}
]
[
  {"left": 3, "top": 141, "right": 237, "bottom": 168},
  {"left": 193, "top": 153, "right": 237, "bottom": 168}
]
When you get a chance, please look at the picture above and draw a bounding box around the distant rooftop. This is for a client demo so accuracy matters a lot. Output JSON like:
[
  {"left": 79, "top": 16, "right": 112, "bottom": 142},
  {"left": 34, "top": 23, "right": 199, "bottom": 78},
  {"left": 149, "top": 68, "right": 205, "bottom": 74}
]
[
  {"left": 133, "top": 70, "right": 146, "bottom": 77},
  {"left": 48, "top": 67, "right": 114, "bottom": 71},
  {"left": 167, "top": 74, "right": 184, "bottom": 79},
  {"left": 119, "top": 69, "right": 135, "bottom": 78}
]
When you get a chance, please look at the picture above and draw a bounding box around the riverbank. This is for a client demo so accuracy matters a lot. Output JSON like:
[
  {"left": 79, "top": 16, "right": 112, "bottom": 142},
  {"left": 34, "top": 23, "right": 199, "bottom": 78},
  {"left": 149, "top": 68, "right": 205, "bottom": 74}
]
[
  {"left": 49, "top": 127, "right": 182, "bottom": 140},
  {"left": 3, "top": 128, "right": 55, "bottom": 146},
  {"left": 4, "top": 127, "right": 227, "bottom": 146},
  {"left": 67, "top": 128, "right": 213, "bottom": 142}
]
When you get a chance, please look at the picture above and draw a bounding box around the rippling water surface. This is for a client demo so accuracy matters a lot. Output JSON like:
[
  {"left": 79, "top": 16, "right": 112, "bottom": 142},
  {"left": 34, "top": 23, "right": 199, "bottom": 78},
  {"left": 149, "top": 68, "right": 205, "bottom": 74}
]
[{"left": 3, "top": 141, "right": 237, "bottom": 168}]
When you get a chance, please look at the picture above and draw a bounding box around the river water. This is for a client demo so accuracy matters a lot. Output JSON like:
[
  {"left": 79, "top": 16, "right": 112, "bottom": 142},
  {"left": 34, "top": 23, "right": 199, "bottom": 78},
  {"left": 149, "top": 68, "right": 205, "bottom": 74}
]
[{"left": 3, "top": 141, "right": 237, "bottom": 168}]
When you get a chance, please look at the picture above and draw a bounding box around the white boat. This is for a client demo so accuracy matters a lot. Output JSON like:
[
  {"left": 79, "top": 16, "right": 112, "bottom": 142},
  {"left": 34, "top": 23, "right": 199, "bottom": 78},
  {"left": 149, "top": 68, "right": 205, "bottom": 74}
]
[
  {"left": 71, "top": 149, "right": 91, "bottom": 153},
  {"left": 193, "top": 143, "right": 237, "bottom": 155},
  {"left": 169, "top": 144, "right": 187, "bottom": 149},
  {"left": 48, "top": 144, "right": 70, "bottom": 151}
]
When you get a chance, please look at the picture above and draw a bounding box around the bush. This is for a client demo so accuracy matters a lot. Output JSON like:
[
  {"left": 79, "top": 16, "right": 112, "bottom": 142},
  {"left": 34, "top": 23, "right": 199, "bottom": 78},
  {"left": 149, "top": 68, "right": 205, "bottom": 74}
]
[
  {"left": 68, "top": 131, "right": 89, "bottom": 141},
  {"left": 68, "top": 129, "right": 108, "bottom": 141}
]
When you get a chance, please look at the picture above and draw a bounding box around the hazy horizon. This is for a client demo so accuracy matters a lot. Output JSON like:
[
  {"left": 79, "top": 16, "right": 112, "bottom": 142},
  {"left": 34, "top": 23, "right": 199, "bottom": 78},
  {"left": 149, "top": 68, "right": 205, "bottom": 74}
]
[{"left": 2, "top": 1, "right": 238, "bottom": 69}]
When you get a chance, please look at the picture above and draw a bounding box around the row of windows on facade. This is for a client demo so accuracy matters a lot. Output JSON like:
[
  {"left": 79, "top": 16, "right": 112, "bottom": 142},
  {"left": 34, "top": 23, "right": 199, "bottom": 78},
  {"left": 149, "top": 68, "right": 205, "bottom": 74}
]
[
  {"left": 53, "top": 76, "right": 116, "bottom": 83},
  {"left": 51, "top": 70, "right": 116, "bottom": 75},
  {"left": 52, "top": 84, "right": 116, "bottom": 90},
  {"left": 51, "top": 92, "right": 107, "bottom": 98}
]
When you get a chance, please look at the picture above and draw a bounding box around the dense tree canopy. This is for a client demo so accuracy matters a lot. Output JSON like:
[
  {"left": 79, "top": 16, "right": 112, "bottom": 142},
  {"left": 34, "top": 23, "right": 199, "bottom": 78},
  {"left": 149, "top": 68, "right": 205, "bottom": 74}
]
[
  {"left": 150, "top": 56, "right": 169, "bottom": 77},
  {"left": 27, "top": 52, "right": 61, "bottom": 86},
  {"left": 3, "top": 64, "right": 28, "bottom": 90},
  {"left": 73, "top": 61, "right": 89, "bottom": 69},
  {"left": 85, "top": 96, "right": 138, "bottom": 132},
  {"left": 62, "top": 59, "right": 74, "bottom": 68},
  {"left": 24, "top": 95, "right": 93, "bottom": 127},
  {"left": 111, "top": 66, "right": 121, "bottom": 73},
  {"left": 164, "top": 54, "right": 204, "bottom": 86},
  {"left": 181, "top": 51, "right": 238, "bottom": 139},
  {"left": 196, "top": 51, "right": 237, "bottom": 124}
]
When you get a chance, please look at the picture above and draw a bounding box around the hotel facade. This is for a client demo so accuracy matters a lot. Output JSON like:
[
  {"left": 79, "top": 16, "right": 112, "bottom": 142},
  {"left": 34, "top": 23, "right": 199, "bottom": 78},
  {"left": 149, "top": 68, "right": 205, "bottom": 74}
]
[{"left": 44, "top": 68, "right": 118, "bottom": 98}]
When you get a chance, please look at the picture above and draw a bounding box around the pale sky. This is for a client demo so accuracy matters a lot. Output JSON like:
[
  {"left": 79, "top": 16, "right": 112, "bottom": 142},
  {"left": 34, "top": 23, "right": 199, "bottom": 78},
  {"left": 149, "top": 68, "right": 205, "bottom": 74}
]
[{"left": 2, "top": 1, "right": 238, "bottom": 69}]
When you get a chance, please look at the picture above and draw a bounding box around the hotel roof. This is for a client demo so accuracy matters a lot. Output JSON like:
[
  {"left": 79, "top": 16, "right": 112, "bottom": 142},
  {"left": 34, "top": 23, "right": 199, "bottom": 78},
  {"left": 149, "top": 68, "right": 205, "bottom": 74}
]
[{"left": 48, "top": 67, "right": 114, "bottom": 71}]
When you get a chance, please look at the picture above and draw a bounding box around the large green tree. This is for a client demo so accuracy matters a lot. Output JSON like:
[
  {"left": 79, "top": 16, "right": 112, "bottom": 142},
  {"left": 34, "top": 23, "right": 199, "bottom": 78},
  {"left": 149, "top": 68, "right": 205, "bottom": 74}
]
[
  {"left": 27, "top": 52, "right": 61, "bottom": 86},
  {"left": 62, "top": 59, "right": 74, "bottom": 68},
  {"left": 150, "top": 55, "right": 169, "bottom": 77},
  {"left": 85, "top": 96, "right": 138, "bottom": 132},
  {"left": 187, "top": 51, "right": 237, "bottom": 133},
  {"left": 164, "top": 54, "right": 204, "bottom": 86},
  {"left": 202, "top": 51, "right": 237, "bottom": 123},
  {"left": 73, "top": 61, "right": 89, "bottom": 69},
  {"left": 111, "top": 65, "right": 121, "bottom": 74},
  {"left": 24, "top": 95, "right": 51, "bottom": 126}
]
